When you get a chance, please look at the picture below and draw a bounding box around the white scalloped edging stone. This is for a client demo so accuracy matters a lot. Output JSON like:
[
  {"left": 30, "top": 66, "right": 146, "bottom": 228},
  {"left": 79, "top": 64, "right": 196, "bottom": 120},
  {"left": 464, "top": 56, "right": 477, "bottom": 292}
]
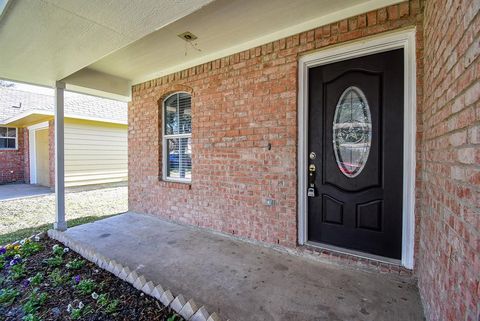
[
  {"left": 141, "top": 281, "right": 155, "bottom": 295},
  {"left": 118, "top": 266, "right": 131, "bottom": 281},
  {"left": 190, "top": 306, "right": 210, "bottom": 321},
  {"left": 133, "top": 275, "right": 147, "bottom": 290},
  {"left": 47, "top": 229, "right": 227, "bottom": 321},
  {"left": 160, "top": 290, "right": 174, "bottom": 306},
  {"left": 151, "top": 284, "right": 165, "bottom": 300},
  {"left": 126, "top": 270, "right": 139, "bottom": 284},
  {"left": 207, "top": 312, "right": 222, "bottom": 321},
  {"left": 170, "top": 294, "right": 187, "bottom": 313},
  {"left": 179, "top": 299, "right": 198, "bottom": 319}
]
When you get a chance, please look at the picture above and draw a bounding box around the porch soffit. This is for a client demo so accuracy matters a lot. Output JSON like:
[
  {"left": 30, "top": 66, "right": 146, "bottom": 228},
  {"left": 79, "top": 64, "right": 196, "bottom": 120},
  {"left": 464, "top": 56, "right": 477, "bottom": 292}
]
[{"left": 0, "top": 0, "right": 402, "bottom": 100}]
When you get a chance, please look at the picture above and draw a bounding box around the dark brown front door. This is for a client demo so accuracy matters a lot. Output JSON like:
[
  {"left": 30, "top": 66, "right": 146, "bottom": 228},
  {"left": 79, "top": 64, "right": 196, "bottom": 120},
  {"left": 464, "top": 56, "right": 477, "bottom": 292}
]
[{"left": 307, "top": 49, "right": 404, "bottom": 259}]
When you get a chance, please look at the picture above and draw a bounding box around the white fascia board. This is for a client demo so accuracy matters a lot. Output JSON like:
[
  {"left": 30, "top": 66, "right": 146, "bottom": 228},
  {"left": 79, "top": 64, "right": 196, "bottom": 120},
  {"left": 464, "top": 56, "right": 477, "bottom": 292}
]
[{"left": 1, "top": 109, "right": 127, "bottom": 126}]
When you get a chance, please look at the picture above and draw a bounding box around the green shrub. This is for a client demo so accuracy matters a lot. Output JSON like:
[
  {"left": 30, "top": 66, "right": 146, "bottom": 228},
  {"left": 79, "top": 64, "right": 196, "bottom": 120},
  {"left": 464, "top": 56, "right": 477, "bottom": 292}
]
[
  {"left": 44, "top": 256, "right": 63, "bottom": 267},
  {"left": 0, "top": 287, "right": 20, "bottom": 306},
  {"left": 66, "top": 259, "right": 85, "bottom": 270},
  {"left": 48, "top": 269, "right": 69, "bottom": 286},
  {"left": 29, "top": 272, "right": 44, "bottom": 286},
  {"left": 70, "top": 305, "right": 92, "bottom": 320},
  {"left": 167, "top": 315, "right": 179, "bottom": 321},
  {"left": 52, "top": 245, "right": 64, "bottom": 257},
  {"left": 75, "top": 279, "right": 96, "bottom": 295},
  {"left": 22, "top": 313, "right": 42, "bottom": 321},
  {"left": 10, "top": 262, "right": 26, "bottom": 280},
  {"left": 20, "top": 242, "right": 43, "bottom": 257},
  {"left": 97, "top": 294, "right": 119, "bottom": 314},
  {"left": 23, "top": 288, "right": 47, "bottom": 314}
]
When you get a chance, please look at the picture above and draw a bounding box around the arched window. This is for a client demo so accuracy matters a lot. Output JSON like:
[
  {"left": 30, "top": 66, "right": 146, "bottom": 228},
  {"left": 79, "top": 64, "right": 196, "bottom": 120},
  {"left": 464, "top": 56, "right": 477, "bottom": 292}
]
[{"left": 162, "top": 92, "right": 192, "bottom": 182}]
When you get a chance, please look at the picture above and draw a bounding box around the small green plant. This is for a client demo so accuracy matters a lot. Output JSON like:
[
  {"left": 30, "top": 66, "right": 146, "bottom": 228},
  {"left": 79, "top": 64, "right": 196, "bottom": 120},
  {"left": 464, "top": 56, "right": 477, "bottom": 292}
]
[
  {"left": 70, "top": 304, "right": 92, "bottom": 320},
  {"left": 49, "top": 268, "right": 69, "bottom": 286},
  {"left": 52, "top": 244, "right": 64, "bottom": 257},
  {"left": 104, "top": 299, "right": 119, "bottom": 314},
  {"left": 10, "top": 262, "right": 27, "bottom": 280},
  {"left": 167, "top": 315, "right": 179, "bottom": 321},
  {"left": 96, "top": 294, "right": 119, "bottom": 314},
  {"left": 23, "top": 288, "right": 47, "bottom": 314},
  {"left": 20, "top": 242, "right": 43, "bottom": 257},
  {"left": 0, "top": 287, "right": 20, "bottom": 305},
  {"left": 44, "top": 255, "right": 63, "bottom": 267},
  {"left": 29, "top": 272, "right": 44, "bottom": 286},
  {"left": 66, "top": 259, "right": 85, "bottom": 270},
  {"left": 22, "top": 313, "right": 42, "bottom": 321},
  {"left": 75, "top": 279, "right": 96, "bottom": 295}
]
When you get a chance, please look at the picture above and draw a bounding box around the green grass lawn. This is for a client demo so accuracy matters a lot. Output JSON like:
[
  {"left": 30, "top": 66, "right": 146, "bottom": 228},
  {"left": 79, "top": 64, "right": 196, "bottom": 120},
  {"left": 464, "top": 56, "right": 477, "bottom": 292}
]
[
  {"left": 0, "top": 186, "right": 127, "bottom": 245},
  {"left": 0, "top": 214, "right": 119, "bottom": 245}
]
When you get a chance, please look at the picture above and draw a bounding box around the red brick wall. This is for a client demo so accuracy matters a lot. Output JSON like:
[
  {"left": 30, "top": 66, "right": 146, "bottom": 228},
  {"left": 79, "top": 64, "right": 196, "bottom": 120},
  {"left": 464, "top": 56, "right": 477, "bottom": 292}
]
[
  {"left": 0, "top": 127, "right": 26, "bottom": 184},
  {"left": 129, "top": 1, "right": 424, "bottom": 248},
  {"left": 417, "top": 0, "right": 479, "bottom": 320}
]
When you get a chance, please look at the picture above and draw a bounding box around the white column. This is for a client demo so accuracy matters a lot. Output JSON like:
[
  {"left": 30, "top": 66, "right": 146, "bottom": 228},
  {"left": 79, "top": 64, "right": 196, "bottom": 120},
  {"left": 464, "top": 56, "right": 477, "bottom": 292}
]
[{"left": 54, "top": 81, "right": 67, "bottom": 231}]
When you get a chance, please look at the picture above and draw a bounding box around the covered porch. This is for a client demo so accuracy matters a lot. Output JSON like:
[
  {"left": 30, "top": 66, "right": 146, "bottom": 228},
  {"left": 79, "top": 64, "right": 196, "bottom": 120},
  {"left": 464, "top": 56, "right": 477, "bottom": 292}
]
[{"left": 49, "top": 212, "right": 424, "bottom": 321}]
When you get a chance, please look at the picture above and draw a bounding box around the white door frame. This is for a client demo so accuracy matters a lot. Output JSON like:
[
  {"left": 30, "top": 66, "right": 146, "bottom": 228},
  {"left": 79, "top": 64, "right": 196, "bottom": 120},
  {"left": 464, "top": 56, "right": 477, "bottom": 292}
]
[
  {"left": 28, "top": 121, "right": 50, "bottom": 184},
  {"left": 297, "top": 29, "right": 417, "bottom": 269}
]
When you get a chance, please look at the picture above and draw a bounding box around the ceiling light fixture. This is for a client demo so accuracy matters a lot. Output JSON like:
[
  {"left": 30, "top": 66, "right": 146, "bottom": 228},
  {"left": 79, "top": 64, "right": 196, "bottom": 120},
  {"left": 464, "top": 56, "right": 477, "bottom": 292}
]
[{"left": 177, "top": 32, "right": 198, "bottom": 42}]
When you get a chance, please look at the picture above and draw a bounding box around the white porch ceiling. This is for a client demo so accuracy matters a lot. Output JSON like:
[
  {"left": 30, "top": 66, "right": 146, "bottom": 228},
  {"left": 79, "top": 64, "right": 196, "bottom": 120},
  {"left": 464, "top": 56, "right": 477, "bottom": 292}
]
[
  {"left": 0, "top": 0, "right": 402, "bottom": 100},
  {"left": 0, "top": 0, "right": 214, "bottom": 98},
  {"left": 87, "top": 0, "right": 402, "bottom": 86}
]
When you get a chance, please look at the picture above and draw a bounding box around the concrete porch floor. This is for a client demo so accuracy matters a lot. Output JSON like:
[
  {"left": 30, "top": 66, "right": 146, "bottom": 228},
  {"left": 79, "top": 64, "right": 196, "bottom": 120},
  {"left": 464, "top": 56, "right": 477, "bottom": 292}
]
[{"left": 60, "top": 212, "right": 424, "bottom": 321}]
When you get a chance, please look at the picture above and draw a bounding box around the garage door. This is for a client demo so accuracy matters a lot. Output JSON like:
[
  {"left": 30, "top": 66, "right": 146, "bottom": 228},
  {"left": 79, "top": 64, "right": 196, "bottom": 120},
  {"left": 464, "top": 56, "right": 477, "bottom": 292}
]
[{"left": 64, "top": 119, "right": 128, "bottom": 187}]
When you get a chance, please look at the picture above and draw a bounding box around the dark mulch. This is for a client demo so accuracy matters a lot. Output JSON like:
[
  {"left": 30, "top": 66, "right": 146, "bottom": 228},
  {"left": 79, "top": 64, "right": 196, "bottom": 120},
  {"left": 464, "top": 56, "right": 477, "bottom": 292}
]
[{"left": 0, "top": 237, "right": 183, "bottom": 321}]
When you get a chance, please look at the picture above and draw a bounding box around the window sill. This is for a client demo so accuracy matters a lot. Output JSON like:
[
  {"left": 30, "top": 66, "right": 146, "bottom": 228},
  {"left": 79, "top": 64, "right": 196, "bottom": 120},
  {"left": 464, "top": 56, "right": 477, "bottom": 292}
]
[{"left": 158, "top": 179, "right": 192, "bottom": 190}]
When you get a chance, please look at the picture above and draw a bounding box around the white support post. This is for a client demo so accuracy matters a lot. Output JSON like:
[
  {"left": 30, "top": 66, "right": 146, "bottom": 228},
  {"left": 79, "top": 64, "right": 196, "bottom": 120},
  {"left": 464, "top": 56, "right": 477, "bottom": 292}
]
[{"left": 54, "top": 81, "right": 67, "bottom": 231}]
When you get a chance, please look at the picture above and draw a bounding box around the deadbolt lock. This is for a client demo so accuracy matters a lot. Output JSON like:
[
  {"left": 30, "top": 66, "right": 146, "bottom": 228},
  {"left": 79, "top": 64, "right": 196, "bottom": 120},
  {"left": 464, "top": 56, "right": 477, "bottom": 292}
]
[{"left": 309, "top": 164, "right": 316, "bottom": 172}]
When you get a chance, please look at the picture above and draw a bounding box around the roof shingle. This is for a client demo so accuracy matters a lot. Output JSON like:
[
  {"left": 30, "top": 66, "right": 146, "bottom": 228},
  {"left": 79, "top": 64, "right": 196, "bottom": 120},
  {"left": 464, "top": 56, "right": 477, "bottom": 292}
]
[{"left": 0, "top": 87, "right": 127, "bottom": 124}]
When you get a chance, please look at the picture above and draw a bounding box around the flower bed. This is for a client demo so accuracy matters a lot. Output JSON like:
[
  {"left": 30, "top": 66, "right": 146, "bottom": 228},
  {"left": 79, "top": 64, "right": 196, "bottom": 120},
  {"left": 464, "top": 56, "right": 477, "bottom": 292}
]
[{"left": 0, "top": 236, "right": 182, "bottom": 321}]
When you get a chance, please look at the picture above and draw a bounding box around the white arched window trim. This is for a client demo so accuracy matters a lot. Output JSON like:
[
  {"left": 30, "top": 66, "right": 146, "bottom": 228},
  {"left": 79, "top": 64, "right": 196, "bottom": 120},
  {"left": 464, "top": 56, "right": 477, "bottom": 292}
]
[{"left": 162, "top": 92, "right": 192, "bottom": 183}]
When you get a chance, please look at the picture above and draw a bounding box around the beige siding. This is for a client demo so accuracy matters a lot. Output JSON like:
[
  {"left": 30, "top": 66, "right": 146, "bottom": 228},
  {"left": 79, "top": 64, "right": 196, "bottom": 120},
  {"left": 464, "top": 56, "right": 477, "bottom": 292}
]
[{"left": 64, "top": 119, "right": 127, "bottom": 187}]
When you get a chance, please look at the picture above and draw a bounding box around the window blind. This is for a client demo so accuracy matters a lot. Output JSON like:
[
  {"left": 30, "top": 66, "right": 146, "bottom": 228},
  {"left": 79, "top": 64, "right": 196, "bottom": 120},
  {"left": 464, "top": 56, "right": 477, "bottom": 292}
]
[{"left": 163, "top": 93, "right": 192, "bottom": 181}]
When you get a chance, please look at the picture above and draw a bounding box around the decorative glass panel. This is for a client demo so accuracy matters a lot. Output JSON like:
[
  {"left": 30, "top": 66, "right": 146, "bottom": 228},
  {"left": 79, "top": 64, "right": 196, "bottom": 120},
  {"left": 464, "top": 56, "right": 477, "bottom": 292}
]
[{"left": 333, "top": 86, "right": 371, "bottom": 178}]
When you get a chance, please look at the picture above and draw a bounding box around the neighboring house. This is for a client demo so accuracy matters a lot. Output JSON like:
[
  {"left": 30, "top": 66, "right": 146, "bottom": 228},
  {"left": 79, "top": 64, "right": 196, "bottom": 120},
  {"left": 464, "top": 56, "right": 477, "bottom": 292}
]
[{"left": 0, "top": 87, "right": 128, "bottom": 187}]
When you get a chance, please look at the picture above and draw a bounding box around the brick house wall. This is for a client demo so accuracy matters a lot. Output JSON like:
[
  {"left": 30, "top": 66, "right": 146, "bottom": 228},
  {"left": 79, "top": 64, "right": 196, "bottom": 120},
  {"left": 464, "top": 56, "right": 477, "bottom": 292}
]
[
  {"left": 0, "top": 127, "right": 27, "bottom": 184},
  {"left": 417, "top": 0, "right": 479, "bottom": 320},
  {"left": 129, "top": 2, "right": 424, "bottom": 248}
]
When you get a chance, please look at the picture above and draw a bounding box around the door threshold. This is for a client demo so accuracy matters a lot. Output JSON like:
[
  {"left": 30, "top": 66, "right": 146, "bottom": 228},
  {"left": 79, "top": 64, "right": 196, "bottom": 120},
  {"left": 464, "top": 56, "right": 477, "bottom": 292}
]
[{"left": 305, "top": 241, "right": 402, "bottom": 266}]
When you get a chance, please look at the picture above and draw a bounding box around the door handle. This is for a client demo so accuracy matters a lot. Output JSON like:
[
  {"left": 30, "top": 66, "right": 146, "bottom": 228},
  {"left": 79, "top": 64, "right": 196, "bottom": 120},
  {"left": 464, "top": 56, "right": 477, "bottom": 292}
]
[{"left": 308, "top": 164, "right": 317, "bottom": 197}]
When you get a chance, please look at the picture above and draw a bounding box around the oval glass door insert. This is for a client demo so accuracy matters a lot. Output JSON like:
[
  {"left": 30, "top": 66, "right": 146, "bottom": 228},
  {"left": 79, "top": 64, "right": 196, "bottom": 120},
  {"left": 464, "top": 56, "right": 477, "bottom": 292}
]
[{"left": 333, "top": 86, "right": 372, "bottom": 178}]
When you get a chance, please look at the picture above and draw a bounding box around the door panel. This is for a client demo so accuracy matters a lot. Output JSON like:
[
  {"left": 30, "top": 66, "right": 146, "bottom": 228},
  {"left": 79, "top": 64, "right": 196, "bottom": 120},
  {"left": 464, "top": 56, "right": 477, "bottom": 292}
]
[
  {"left": 35, "top": 129, "right": 50, "bottom": 187},
  {"left": 307, "top": 49, "right": 404, "bottom": 259}
]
